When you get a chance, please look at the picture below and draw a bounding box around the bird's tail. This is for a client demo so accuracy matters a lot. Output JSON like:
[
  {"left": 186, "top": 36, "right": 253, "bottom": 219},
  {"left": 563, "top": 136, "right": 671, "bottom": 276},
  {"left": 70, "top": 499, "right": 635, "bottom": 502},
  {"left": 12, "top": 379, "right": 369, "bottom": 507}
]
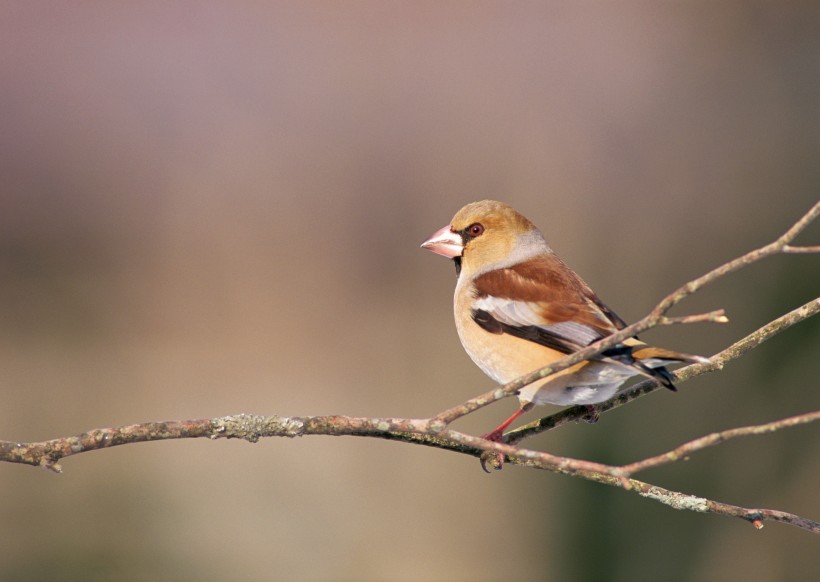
[{"left": 605, "top": 340, "right": 709, "bottom": 392}]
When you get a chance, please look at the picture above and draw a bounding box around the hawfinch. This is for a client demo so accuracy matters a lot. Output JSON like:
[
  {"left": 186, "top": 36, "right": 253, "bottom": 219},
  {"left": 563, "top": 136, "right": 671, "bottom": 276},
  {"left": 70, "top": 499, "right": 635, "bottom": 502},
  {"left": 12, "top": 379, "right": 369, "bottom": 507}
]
[{"left": 421, "top": 200, "right": 705, "bottom": 442}]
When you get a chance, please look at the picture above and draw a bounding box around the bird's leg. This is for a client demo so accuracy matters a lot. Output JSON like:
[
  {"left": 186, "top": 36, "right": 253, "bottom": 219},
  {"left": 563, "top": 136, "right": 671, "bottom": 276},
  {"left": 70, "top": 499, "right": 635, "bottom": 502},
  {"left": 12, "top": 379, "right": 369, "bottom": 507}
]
[
  {"left": 481, "top": 402, "right": 535, "bottom": 442},
  {"left": 479, "top": 402, "right": 534, "bottom": 472}
]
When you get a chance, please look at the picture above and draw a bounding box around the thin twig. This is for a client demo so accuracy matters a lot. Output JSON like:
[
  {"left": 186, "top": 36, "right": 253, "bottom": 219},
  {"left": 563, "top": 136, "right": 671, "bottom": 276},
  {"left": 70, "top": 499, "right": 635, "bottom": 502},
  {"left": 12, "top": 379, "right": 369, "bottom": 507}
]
[
  {"left": 618, "top": 410, "right": 820, "bottom": 476},
  {"left": 783, "top": 245, "right": 820, "bottom": 254},
  {"left": 661, "top": 310, "right": 729, "bottom": 325}
]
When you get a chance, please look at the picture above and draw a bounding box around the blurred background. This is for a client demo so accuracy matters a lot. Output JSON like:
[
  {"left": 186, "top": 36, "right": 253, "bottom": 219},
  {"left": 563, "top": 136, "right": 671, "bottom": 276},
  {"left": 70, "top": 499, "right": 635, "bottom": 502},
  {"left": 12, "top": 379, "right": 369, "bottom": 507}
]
[{"left": 1, "top": 2, "right": 818, "bottom": 580}]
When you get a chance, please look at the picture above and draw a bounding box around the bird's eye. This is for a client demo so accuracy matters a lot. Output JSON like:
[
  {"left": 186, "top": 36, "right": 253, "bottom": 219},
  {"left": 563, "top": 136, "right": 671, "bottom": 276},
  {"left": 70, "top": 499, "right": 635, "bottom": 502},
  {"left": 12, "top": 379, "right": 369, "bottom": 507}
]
[{"left": 466, "top": 223, "right": 485, "bottom": 238}]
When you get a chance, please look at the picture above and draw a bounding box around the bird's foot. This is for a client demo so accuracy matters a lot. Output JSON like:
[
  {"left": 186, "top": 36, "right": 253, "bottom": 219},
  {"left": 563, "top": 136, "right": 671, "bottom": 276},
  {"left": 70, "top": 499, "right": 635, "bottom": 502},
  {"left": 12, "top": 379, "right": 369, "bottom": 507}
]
[
  {"left": 478, "top": 403, "right": 533, "bottom": 472},
  {"left": 583, "top": 404, "right": 599, "bottom": 424},
  {"left": 479, "top": 430, "right": 506, "bottom": 472},
  {"left": 479, "top": 450, "right": 505, "bottom": 472}
]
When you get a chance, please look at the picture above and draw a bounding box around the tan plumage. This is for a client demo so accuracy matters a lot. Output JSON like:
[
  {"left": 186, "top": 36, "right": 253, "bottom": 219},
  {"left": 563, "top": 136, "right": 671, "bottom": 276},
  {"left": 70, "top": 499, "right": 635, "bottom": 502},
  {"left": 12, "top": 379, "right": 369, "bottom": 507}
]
[{"left": 422, "top": 200, "right": 706, "bottom": 443}]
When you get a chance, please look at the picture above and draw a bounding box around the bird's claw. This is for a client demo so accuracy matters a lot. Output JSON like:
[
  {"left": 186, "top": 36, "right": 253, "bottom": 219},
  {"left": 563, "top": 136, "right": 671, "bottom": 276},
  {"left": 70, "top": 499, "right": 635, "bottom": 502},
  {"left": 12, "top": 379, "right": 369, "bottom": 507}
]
[
  {"left": 479, "top": 450, "right": 505, "bottom": 472},
  {"left": 583, "top": 404, "right": 600, "bottom": 424},
  {"left": 479, "top": 430, "right": 507, "bottom": 472}
]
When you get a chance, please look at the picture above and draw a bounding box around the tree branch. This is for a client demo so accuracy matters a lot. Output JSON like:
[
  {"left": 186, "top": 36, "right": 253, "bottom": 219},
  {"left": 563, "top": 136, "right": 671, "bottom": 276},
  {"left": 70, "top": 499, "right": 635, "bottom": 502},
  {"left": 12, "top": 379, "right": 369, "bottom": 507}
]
[{"left": 1, "top": 201, "right": 818, "bottom": 533}]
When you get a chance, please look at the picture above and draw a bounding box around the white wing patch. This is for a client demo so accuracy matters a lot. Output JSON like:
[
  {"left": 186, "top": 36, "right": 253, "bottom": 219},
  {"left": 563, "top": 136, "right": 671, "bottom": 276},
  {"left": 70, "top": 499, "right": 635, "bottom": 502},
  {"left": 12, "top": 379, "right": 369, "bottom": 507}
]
[
  {"left": 473, "top": 296, "right": 602, "bottom": 346},
  {"left": 473, "top": 296, "right": 542, "bottom": 326},
  {"left": 544, "top": 321, "right": 602, "bottom": 346}
]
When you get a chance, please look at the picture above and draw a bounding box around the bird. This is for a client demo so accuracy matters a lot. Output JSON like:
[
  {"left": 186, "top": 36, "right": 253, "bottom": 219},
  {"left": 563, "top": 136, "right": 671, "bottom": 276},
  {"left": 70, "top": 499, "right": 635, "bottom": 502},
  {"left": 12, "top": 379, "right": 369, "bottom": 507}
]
[{"left": 421, "top": 200, "right": 707, "bottom": 447}]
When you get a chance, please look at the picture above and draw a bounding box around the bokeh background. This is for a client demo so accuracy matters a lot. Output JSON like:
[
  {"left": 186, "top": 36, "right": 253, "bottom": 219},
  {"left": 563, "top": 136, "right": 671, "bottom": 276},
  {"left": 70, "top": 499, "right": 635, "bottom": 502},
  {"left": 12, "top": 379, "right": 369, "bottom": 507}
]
[{"left": 1, "top": 3, "right": 818, "bottom": 581}]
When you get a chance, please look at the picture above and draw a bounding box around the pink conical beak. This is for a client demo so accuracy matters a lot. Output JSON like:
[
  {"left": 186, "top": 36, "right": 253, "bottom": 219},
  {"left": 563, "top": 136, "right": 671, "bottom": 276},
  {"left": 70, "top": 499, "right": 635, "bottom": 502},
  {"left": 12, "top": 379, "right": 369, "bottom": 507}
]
[{"left": 421, "top": 225, "right": 463, "bottom": 259}]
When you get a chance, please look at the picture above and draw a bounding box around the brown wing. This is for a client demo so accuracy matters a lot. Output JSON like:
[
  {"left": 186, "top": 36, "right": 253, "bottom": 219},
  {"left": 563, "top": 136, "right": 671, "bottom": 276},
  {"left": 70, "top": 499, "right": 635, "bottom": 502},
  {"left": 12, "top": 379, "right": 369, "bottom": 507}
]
[
  {"left": 471, "top": 255, "right": 691, "bottom": 391},
  {"left": 471, "top": 255, "right": 625, "bottom": 352}
]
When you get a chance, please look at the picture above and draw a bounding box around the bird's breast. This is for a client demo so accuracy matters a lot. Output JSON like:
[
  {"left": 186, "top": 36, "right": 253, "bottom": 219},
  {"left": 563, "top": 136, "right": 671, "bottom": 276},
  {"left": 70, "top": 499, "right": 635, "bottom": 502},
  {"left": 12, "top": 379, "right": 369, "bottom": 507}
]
[
  {"left": 452, "top": 280, "right": 636, "bottom": 406},
  {"left": 453, "top": 282, "right": 564, "bottom": 385}
]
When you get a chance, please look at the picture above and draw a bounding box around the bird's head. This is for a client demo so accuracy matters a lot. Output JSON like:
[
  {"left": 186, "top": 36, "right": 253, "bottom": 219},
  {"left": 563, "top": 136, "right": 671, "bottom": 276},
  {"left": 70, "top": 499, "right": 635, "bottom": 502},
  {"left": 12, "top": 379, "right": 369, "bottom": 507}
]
[{"left": 421, "top": 200, "right": 548, "bottom": 278}]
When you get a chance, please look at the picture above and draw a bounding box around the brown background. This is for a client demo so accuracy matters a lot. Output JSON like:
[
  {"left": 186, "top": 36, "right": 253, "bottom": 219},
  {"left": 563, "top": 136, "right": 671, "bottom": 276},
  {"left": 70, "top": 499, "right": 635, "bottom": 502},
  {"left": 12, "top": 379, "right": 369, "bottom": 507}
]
[{"left": 1, "top": 3, "right": 818, "bottom": 580}]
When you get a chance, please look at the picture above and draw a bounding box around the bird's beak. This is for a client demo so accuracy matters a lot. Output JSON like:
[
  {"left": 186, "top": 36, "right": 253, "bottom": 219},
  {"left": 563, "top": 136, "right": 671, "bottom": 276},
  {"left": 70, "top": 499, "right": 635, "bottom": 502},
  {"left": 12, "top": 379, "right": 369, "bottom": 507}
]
[{"left": 421, "top": 225, "right": 464, "bottom": 259}]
